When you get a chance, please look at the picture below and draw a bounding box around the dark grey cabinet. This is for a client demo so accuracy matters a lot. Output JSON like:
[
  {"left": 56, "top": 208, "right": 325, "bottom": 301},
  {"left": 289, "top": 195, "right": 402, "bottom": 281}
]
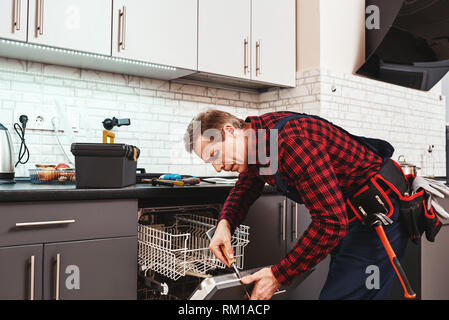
[
  {"left": 285, "top": 199, "right": 330, "bottom": 300},
  {"left": 244, "top": 194, "right": 287, "bottom": 269},
  {"left": 0, "top": 244, "right": 43, "bottom": 300},
  {"left": 0, "top": 199, "right": 138, "bottom": 300},
  {"left": 389, "top": 224, "right": 449, "bottom": 300},
  {"left": 43, "top": 237, "right": 136, "bottom": 300},
  {"left": 243, "top": 195, "right": 330, "bottom": 300}
]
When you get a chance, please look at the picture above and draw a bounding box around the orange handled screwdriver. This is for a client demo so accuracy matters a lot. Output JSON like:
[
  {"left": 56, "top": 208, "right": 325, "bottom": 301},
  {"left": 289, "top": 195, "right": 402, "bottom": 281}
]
[
  {"left": 219, "top": 245, "right": 250, "bottom": 300},
  {"left": 374, "top": 224, "right": 416, "bottom": 299}
]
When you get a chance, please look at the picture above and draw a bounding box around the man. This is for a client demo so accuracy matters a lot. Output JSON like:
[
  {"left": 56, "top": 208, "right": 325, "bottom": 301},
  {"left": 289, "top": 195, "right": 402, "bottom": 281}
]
[{"left": 184, "top": 109, "right": 410, "bottom": 300}]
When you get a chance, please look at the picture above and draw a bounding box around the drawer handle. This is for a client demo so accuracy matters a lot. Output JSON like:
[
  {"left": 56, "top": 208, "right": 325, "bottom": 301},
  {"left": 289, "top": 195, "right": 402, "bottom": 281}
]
[
  {"left": 30, "top": 255, "right": 35, "bottom": 300},
  {"left": 16, "top": 219, "right": 76, "bottom": 227},
  {"left": 55, "top": 253, "right": 61, "bottom": 300}
]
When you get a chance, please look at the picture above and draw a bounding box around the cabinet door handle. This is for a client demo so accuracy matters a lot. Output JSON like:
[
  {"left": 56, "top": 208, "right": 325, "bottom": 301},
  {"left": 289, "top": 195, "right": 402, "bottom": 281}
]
[
  {"left": 55, "top": 253, "right": 61, "bottom": 300},
  {"left": 294, "top": 204, "right": 298, "bottom": 239},
  {"left": 244, "top": 37, "right": 249, "bottom": 75},
  {"left": 256, "top": 40, "right": 261, "bottom": 76},
  {"left": 12, "top": 0, "right": 21, "bottom": 33},
  {"left": 30, "top": 255, "right": 35, "bottom": 300},
  {"left": 282, "top": 199, "right": 286, "bottom": 241},
  {"left": 15, "top": 219, "right": 76, "bottom": 227},
  {"left": 35, "top": 0, "right": 44, "bottom": 37},
  {"left": 118, "top": 6, "right": 126, "bottom": 51}
]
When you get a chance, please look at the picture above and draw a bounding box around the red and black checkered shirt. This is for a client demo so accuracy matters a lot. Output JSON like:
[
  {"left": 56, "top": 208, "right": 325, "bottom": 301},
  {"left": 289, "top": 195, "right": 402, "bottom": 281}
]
[{"left": 218, "top": 111, "right": 384, "bottom": 286}]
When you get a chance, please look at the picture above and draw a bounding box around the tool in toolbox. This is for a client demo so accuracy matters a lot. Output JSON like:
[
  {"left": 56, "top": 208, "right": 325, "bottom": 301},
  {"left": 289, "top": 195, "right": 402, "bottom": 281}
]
[{"left": 206, "top": 226, "right": 250, "bottom": 299}]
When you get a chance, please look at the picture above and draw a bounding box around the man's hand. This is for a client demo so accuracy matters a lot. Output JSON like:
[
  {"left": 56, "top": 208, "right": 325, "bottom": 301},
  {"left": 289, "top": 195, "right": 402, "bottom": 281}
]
[
  {"left": 241, "top": 267, "right": 281, "bottom": 300},
  {"left": 209, "top": 219, "right": 234, "bottom": 267}
]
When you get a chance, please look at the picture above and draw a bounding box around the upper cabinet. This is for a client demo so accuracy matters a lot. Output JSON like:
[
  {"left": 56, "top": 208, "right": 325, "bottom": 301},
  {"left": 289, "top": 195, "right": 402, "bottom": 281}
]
[
  {"left": 0, "top": 0, "right": 28, "bottom": 42},
  {"left": 112, "top": 0, "right": 198, "bottom": 70},
  {"left": 198, "top": 0, "right": 296, "bottom": 87},
  {"left": 252, "top": 0, "right": 296, "bottom": 87},
  {"left": 27, "top": 0, "right": 112, "bottom": 55},
  {"left": 0, "top": 0, "right": 296, "bottom": 88},
  {"left": 198, "top": 0, "right": 251, "bottom": 80}
]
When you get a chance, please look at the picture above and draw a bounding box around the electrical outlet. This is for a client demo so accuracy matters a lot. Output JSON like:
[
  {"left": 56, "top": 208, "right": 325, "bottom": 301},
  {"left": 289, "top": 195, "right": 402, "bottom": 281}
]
[{"left": 14, "top": 109, "right": 80, "bottom": 132}]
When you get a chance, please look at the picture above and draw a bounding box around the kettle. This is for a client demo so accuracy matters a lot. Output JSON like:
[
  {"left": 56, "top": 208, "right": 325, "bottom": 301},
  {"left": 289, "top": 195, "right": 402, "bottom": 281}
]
[
  {"left": 397, "top": 155, "right": 420, "bottom": 176},
  {"left": 0, "top": 123, "right": 15, "bottom": 184}
]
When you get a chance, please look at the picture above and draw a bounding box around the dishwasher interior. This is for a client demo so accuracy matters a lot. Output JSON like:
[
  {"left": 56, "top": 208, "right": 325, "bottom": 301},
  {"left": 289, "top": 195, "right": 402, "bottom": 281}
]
[{"left": 137, "top": 204, "right": 250, "bottom": 300}]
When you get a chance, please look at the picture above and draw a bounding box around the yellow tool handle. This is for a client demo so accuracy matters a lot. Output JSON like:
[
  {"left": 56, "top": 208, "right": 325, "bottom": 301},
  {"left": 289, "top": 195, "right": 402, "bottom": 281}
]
[
  {"left": 158, "top": 179, "right": 184, "bottom": 186},
  {"left": 102, "top": 130, "right": 115, "bottom": 144},
  {"left": 220, "top": 244, "right": 236, "bottom": 266}
]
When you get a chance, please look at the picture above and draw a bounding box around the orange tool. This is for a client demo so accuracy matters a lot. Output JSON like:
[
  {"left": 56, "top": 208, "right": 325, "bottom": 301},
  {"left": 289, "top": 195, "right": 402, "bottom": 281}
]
[{"left": 373, "top": 221, "right": 416, "bottom": 299}]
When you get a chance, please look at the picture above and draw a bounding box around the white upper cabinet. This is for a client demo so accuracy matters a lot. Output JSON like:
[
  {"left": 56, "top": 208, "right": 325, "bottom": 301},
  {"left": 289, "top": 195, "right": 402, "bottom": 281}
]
[
  {"left": 112, "top": 0, "right": 198, "bottom": 70},
  {"left": 27, "top": 0, "right": 112, "bottom": 55},
  {"left": 252, "top": 0, "right": 296, "bottom": 87},
  {"left": 198, "top": 0, "right": 296, "bottom": 87},
  {"left": 198, "top": 0, "right": 251, "bottom": 79},
  {"left": 0, "top": 0, "right": 28, "bottom": 42}
]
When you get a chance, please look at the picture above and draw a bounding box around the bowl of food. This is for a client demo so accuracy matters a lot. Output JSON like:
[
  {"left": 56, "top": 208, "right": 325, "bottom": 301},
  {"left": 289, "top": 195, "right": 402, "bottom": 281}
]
[{"left": 29, "top": 163, "right": 76, "bottom": 185}]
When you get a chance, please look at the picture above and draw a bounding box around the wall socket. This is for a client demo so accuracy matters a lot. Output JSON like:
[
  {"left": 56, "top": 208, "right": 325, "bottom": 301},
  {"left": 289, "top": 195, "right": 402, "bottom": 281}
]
[{"left": 14, "top": 110, "right": 80, "bottom": 132}]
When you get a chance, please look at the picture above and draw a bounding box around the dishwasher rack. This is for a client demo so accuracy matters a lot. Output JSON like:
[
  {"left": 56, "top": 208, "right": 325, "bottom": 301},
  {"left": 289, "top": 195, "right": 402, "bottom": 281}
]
[{"left": 138, "top": 214, "right": 249, "bottom": 281}]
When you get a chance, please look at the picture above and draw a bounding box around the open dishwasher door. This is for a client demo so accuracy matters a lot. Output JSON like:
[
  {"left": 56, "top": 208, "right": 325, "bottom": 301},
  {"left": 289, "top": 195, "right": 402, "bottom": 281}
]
[{"left": 189, "top": 267, "right": 313, "bottom": 300}]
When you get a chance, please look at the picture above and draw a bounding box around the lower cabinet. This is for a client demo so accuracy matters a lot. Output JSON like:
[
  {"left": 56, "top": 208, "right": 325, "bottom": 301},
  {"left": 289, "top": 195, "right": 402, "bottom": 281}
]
[
  {"left": 0, "top": 199, "right": 138, "bottom": 300},
  {"left": 43, "top": 237, "right": 137, "bottom": 300},
  {"left": 0, "top": 244, "right": 43, "bottom": 300},
  {"left": 243, "top": 194, "right": 330, "bottom": 300},
  {"left": 0, "top": 237, "right": 136, "bottom": 300}
]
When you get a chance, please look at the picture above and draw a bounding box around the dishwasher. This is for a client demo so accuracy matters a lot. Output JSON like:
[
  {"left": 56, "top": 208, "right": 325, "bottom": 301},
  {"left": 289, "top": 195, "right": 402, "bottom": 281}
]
[{"left": 137, "top": 204, "right": 254, "bottom": 300}]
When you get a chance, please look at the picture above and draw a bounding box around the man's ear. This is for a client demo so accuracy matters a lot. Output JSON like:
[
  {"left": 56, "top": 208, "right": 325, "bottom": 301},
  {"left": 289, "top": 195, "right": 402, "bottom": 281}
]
[{"left": 222, "top": 124, "right": 235, "bottom": 136}]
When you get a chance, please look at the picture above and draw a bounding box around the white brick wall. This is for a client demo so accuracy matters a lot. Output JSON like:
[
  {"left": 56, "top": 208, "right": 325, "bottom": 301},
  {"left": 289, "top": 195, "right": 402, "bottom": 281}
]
[
  {"left": 262, "top": 68, "right": 446, "bottom": 177},
  {"left": 0, "top": 58, "right": 259, "bottom": 177},
  {"left": 0, "top": 57, "right": 446, "bottom": 178}
]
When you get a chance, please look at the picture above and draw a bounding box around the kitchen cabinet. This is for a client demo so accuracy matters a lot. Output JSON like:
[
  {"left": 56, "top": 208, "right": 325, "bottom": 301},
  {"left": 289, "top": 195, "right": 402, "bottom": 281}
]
[
  {"left": 197, "top": 0, "right": 296, "bottom": 87},
  {"left": 251, "top": 0, "right": 296, "bottom": 87},
  {"left": 285, "top": 200, "right": 330, "bottom": 300},
  {"left": 389, "top": 224, "right": 449, "bottom": 300},
  {"left": 112, "top": 0, "right": 198, "bottom": 70},
  {"left": 27, "top": 0, "right": 112, "bottom": 55},
  {"left": 0, "top": 199, "right": 137, "bottom": 300},
  {"left": 198, "top": 0, "right": 251, "bottom": 79},
  {"left": 243, "top": 195, "right": 330, "bottom": 300},
  {"left": 43, "top": 237, "right": 136, "bottom": 300},
  {"left": 244, "top": 194, "right": 287, "bottom": 268},
  {"left": 0, "top": 244, "right": 43, "bottom": 300},
  {"left": 0, "top": 0, "right": 28, "bottom": 42}
]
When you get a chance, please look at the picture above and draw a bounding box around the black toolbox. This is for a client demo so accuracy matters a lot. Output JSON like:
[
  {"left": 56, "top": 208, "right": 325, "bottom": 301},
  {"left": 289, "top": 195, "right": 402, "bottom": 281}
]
[{"left": 71, "top": 143, "right": 140, "bottom": 188}]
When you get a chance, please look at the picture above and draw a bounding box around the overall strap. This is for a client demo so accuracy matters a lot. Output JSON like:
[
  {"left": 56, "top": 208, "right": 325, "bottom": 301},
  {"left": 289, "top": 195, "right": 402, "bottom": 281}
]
[
  {"left": 271, "top": 112, "right": 395, "bottom": 204},
  {"left": 272, "top": 114, "right": 313, "bottom": 204}
]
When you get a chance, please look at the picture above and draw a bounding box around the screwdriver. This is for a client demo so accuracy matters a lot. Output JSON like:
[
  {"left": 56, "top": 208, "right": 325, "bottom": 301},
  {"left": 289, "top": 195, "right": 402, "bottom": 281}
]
[{"left": 219, "top": 244, "right": 251, "bottom": 300}]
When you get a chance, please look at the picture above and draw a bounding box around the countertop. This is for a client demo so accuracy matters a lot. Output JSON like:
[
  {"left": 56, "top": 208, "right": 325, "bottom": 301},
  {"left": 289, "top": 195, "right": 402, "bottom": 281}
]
[{"left": 0, "top": 179, "right": 278, "bottom": 207}]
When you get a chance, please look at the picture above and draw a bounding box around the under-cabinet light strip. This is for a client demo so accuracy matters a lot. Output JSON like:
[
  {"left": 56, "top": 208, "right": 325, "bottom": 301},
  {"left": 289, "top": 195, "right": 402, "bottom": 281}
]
[{"left": 0, "top": 39, "right": 177, "bottom": 71}]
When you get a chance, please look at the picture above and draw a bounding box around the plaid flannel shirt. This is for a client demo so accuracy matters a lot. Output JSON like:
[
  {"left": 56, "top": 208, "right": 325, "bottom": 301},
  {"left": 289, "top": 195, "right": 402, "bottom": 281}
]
[{"left": 218, "top": 112, "right": 384, "bottom": 286}]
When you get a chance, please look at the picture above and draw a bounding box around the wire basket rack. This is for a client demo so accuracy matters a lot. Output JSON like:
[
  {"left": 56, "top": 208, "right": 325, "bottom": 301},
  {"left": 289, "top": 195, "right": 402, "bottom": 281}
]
[{"left": 138, "top": 214, "right": 249, "bottom": 281}]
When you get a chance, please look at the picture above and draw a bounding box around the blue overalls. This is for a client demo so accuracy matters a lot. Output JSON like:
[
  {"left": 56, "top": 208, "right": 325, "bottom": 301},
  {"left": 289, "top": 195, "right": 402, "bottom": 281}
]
[{"left": 272, "top": 113, "right": 409, "bottom": 300}]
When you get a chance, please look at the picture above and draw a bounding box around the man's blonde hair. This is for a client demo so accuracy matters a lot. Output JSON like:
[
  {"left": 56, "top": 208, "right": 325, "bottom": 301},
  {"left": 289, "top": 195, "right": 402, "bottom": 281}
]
[{"left": 184, "top": 109, "right": 246, "bottom": 153}]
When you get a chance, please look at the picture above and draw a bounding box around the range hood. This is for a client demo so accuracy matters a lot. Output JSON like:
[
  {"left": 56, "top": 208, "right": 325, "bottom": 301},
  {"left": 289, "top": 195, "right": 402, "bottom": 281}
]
[
  {"left": 0, "top": 39, "right": 195, "bottom": 81},
  {"left": 357, "top": 0, "right": 449, "bottom": 91}
]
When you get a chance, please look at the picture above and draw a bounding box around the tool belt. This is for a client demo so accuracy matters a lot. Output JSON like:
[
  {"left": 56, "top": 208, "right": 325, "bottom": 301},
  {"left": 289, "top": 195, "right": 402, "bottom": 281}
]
[{"left": 346, "top": 159, "right": 441, "bottom": 244}]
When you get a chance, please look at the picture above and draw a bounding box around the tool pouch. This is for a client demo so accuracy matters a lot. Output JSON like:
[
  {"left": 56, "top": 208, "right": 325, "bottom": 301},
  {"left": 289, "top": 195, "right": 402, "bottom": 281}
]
[
  {"left": 398, "top": 190, "right": 425, "bottom": 244},
  {"left": 346, "top": 175, "right": 394, "bottom": 224},
  {"left": 422, "top": 197, "right": 442, "bottom": 242},
  {"left": 398, "top": 174, "right": 442, "bottom": 244}
]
